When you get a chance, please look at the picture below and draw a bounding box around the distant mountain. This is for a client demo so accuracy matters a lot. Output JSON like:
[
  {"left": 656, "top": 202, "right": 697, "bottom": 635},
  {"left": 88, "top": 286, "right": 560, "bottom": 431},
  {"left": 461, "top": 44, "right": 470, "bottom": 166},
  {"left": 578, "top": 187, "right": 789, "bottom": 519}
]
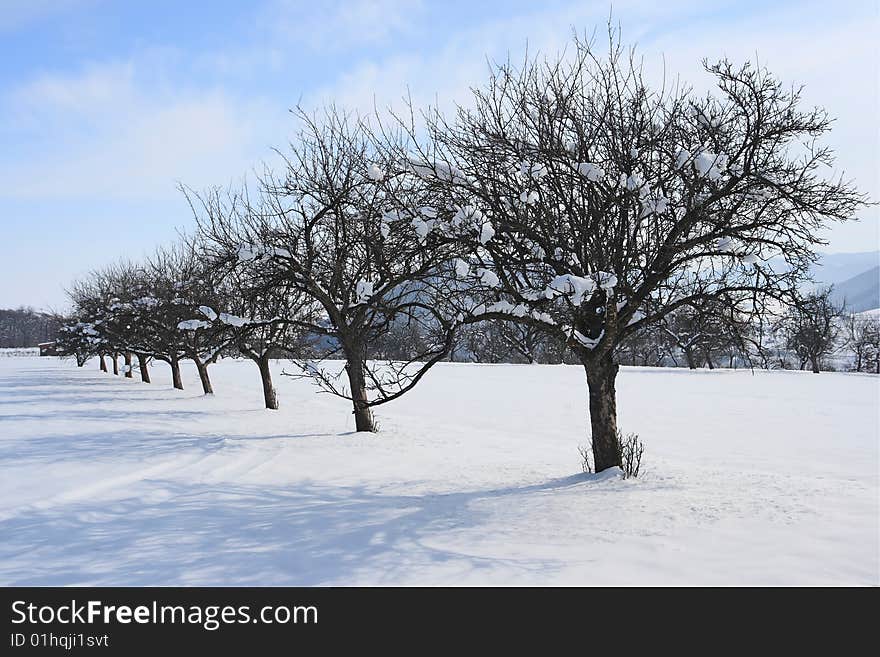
[
  {"left": 811, "top": 251, "right": 879, "bottom": 286},
  {"left": 759, "top": 250, "right": 879, "bottom": 311},
  {"left": 830, "top": 266, "right": 880, "bottom": 313}
]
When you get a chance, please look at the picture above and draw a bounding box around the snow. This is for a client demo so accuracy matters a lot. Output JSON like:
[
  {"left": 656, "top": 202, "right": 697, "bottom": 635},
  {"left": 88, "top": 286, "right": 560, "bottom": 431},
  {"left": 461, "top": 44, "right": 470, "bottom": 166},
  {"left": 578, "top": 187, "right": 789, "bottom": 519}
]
[
  {"left": 355, "top": 280, "right": 374, "bottom": 305},
  {"left": 0, "top": 357, "right": 876, "bottom": 586},
  {"left": 519, "top": 161, "right": 547, "bottom": 179},
  {"left": 0, "top": 348, "right": 39, "bottom": 357},
  {"left": 366, "top": 163, "right": 385, "bottom": 182},
  {"left": 571, "top": 328, "right": 604, "bottom": 349},
  {"left": 454, "top": 258, "right": 471, "bottom": 278},
  {"left": 177, "top": 319, "right": 210, "bottom": 331},
  {"left": 715, "top": 236, "right": 737, "bottom": 252},
  {"left": 236, "top": 245, "right": 258, "bottom": 261},
  {"left": 519, "top": 190, "right": 539, "bottom": 205},
  {"left": 693, "top": 149, "right": 728, "bottom": 181},
  {"left": 626, "top": 172, "right": 644, "bottom": 191},
  {"left": 407, "top": 158, "right": 466, "bottom": 183},
  {"left": 478, "top": 222, "right": 495, "bottom": 244},
  {"left": 595, "top": 271, "right": 617, "bottom": 291},
  {"left": 547, "top": 272, "right": 616, "bottom": 304},
  {"left": 218, "top": 312, "right": 249, "bottom": 327},
  {"left": 476, "top": 267, "right": 500, "bottom": 288},
  {"left": 674, "top": 148, "right": 691, "bottom": 170},
  {"left": 577, "top": 162, "right": 605, "bottom": 182},
  {"left": 411, "top": 216, "right": 433, "bottom": 241}
]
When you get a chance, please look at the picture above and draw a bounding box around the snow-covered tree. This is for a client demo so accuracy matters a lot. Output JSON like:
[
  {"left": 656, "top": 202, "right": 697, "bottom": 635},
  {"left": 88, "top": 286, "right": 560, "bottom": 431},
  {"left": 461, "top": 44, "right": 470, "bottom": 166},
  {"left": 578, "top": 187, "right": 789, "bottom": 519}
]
[
  {"left": 421, "top": 32, "right": 867, "bottom": 470},
  {"left": 180, "top": 200, "right": 319, "bottom": 409},
  {"left": 54, "top": 316, "right": 99, "bottom": 367},
  {"left": 145, "top": 245, "right": 235, "bottom": 394},
  {"left": 195, "top": 110, "right": 472, "bottom": 430}
]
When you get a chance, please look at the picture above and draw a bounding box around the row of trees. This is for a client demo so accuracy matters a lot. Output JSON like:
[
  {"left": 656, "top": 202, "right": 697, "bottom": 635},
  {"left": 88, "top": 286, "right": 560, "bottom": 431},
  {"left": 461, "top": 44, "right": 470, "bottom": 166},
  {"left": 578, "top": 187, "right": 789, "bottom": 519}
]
[
  {"left": 55, "top": 33, "right": 869, "bottom": 471},
  {"left": 426, "top": 296, "right": 879, "bottom": 374}
]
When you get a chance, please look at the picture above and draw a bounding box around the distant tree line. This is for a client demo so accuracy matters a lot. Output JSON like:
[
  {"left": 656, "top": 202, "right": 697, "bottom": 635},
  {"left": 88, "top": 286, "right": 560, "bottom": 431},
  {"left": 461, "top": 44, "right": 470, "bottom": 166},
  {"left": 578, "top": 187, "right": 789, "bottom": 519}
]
[{"left": 0, "top": 307, "right": 60, "bottom": 348}]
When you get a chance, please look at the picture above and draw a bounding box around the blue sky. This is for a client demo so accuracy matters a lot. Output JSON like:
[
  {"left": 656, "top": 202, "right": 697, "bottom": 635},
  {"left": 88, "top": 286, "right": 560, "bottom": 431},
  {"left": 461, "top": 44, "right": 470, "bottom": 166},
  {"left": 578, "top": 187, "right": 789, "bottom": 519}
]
[{"left": 1, "top": 0, "right": 877, "bottom": 310}]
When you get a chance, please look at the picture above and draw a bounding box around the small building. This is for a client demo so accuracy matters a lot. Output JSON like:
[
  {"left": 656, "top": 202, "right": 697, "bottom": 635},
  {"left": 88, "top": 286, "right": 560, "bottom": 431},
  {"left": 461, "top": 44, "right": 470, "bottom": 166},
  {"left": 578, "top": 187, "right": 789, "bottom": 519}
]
[{"left": 38, "top": 342, "right": 57, "bottom": 356}]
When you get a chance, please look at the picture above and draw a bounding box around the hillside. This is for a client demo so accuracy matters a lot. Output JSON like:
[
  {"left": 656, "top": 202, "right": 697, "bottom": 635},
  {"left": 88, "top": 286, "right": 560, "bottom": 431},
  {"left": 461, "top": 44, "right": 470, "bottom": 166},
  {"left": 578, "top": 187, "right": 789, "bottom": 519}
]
[
  {"left": 812, "top": 251, "right": 880, "bottom": 286},
  {"left": 831, "top": 266, "right": 880, "bottom": 312}
]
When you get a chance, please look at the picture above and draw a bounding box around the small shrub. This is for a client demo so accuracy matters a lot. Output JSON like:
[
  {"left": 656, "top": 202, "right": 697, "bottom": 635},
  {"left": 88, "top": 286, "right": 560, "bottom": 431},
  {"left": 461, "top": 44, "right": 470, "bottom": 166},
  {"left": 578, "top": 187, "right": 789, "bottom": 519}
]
[
  {"left": 578, "top": 444, "right": 594, "bottom": 474},
  {"left": 579, "top": 430, "right": 645, "bottom": 479},
  {"left": 615, "top": 431, "right": 644, "bottom": 479}
]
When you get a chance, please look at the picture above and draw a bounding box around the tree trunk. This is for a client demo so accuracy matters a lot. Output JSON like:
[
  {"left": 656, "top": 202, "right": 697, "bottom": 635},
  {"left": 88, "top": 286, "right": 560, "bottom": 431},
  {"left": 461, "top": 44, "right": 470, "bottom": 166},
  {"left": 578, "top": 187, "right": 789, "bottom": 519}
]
[
  {"left": 195, "top": 359, "right": 214, "bottom": 395},
  {"left": 170, "top": 357, "right": 184, "bottom": 390},
  {"left": 683, "top": 347, "right": 696, "bottom": 369},
  {"left": 584, "top": 351, "right": 621, "bottom": 472},
  {"left": 137, "top": 354, "right": 151, "bottom": 383},
  {"left": 123, "top": 352, "right": 133, "bottom": 378},
  {"left": 810, "top": 355, "right": 820, "bottom": 374},
  {"left": 704, "top": 350, "right": 715, "bottom": 370},
  {"left": 99, "top": 354, "right": 107, "bottom": 372},
  {"left": 112, "top": 354, "right": 119, "bottom": 375},
  {"left": 345, "top": 348, "right": 375, "bottom": 432},
  {"left": 257, "top": 355, "right": 278, "bottom": 410}
]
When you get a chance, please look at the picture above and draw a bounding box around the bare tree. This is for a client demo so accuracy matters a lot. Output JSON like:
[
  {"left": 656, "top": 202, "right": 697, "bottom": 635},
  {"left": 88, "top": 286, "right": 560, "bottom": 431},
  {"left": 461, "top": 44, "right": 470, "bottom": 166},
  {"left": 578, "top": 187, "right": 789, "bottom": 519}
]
[
  {"left": 617, "top": 323, "right": 675, "bottom": 367},
  {"left": 182, "top": 214, "right": 318, "bottom": 410},
  {"left": 420, "top": 31, "right": 867, "bottom": 469},
  {"left": 845, "top": 313, "right": 880, "bottom": 373},
  {"left": 146, "top": 245, "right": 235, "bottom": 394},
  {"left": 659, "top": 298, "right": 747, "bottom": 369},
  {"left": 778, "top": 286, "right": 844, "bottom": 373},
  {"left": 194, "top": 110, "right": 470, "bottom": 431}
]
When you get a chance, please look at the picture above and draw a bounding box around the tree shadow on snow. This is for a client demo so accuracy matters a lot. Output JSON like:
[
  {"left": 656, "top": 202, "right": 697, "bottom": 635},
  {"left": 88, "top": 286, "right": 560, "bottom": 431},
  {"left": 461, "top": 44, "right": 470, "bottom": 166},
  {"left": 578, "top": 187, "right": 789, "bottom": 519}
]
[{"left": 0, "top": 474, "right": 609, "bottom": 586}]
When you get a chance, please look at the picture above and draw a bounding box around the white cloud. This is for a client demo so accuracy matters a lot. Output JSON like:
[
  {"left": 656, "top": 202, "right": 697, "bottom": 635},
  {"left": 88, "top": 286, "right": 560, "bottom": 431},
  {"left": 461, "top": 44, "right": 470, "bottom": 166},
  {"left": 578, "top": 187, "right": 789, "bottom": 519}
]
[
  {"left": 0, "top": 0, "right": 100, "bottom": 32},
  {"left": 0, "top": 61, "right": 286, "bottom": 201},
  {"left": 262, "top": 0, "right": 425, "bottom": 51}
]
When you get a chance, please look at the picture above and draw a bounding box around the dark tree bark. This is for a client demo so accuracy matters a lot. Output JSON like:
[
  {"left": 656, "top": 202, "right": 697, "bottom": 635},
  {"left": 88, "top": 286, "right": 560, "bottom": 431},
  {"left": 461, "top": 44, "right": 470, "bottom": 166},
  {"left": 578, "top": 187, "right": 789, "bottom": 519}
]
[
  {"left": 123, "top": 352, "right": 133, "bottom": 378},
  {"left": 344, "top": 342, "right": 375, "bottom": 432},
  {"left": 99, "top": 353, "right": 107, "bottom": 372},
  {"left": 705, "top": 350, "right": 715, "bottom": 370},
  {"left": 810, "top": 355, "right": 820, "bottom": 374},
  {"left": 170, "top": 356, "right": 184, "bottom": 390},
  {"left": 584, "top": 351, "right": 621, "bottom": 472},
  {"left": 137, "top": 353, "right": 151, "bottom": 383},
  {"left": 257, "top": 355, "right": 278, "bottom": 410},
  {"left": 194, "top": 359, "right": 214, "bottom": 395},
  {"left": 684, "top": 347, "right": 697, "bottom": 370},
  {"left": 111, "top": 354, "right": 119, "bottom": 375}
]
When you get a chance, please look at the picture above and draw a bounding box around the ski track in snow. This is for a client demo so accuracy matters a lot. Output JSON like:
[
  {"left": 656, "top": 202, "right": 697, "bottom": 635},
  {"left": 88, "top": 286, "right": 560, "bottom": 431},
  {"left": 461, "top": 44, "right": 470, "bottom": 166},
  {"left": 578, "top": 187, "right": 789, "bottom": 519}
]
[{"left": 0, "top": 357, "right": 877, "bottom": 586}]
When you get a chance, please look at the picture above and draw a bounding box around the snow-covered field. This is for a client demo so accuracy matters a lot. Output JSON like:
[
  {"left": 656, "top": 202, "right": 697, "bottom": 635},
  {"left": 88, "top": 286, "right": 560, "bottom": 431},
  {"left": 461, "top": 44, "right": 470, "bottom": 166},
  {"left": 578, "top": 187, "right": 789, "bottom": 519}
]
[{"left": 1, "top": 356, "right": 877, "bottom": 586}]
